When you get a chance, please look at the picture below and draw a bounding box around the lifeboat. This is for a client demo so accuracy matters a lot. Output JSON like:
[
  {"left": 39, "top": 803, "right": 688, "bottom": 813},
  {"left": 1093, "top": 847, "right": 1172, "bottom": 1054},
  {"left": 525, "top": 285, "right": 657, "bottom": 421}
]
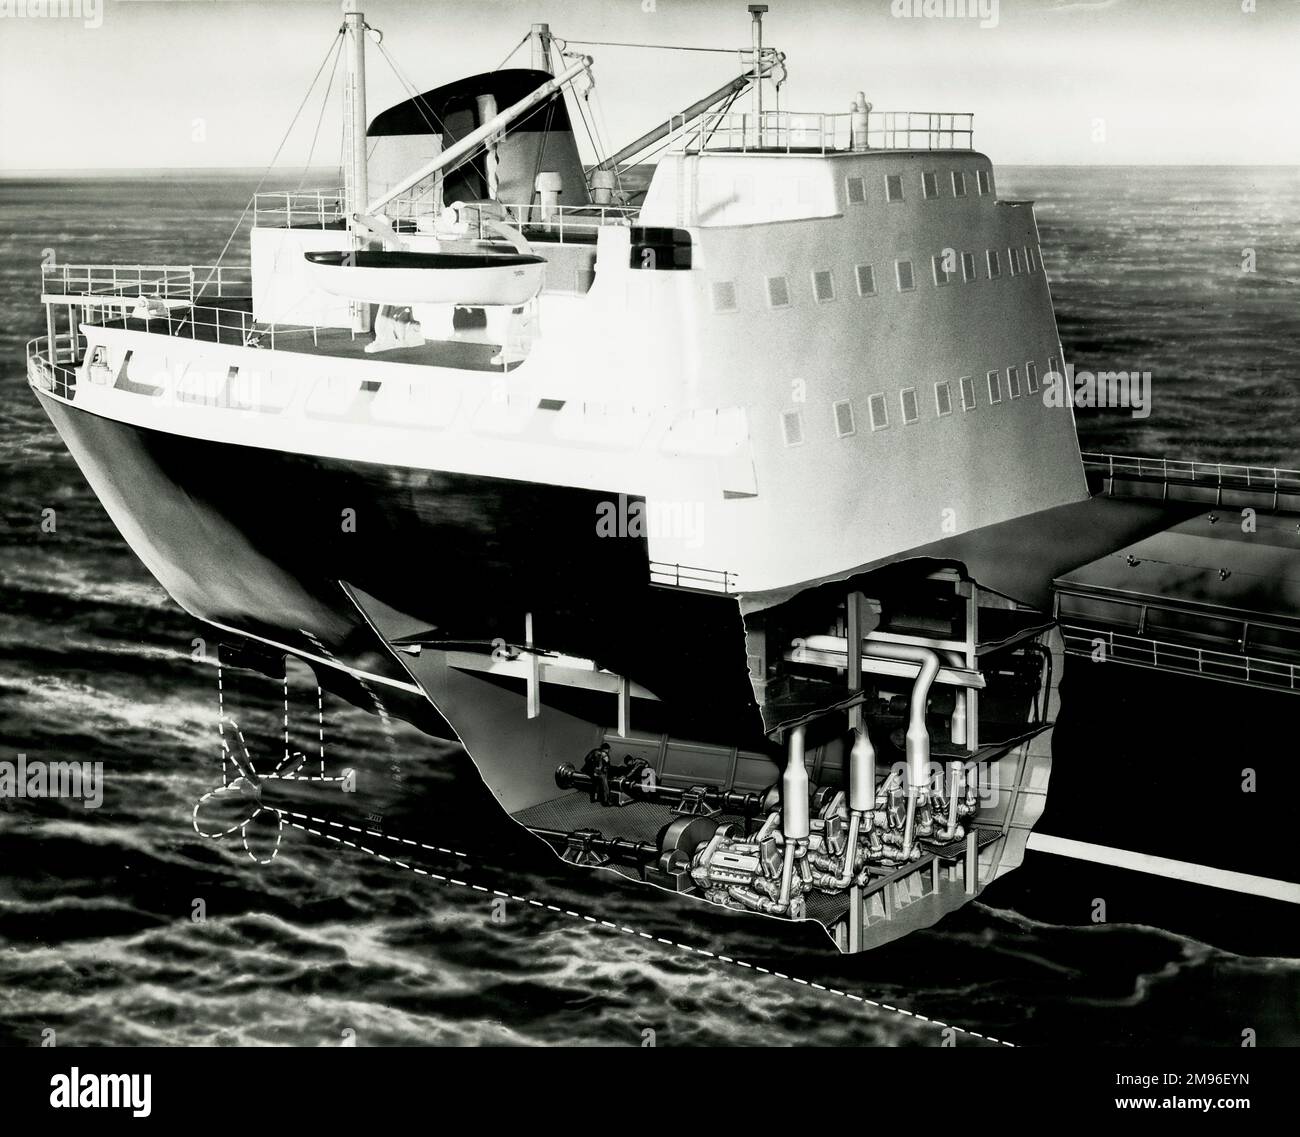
[{"left": 304, "top": 249, "right": 546, "bottom": 307}]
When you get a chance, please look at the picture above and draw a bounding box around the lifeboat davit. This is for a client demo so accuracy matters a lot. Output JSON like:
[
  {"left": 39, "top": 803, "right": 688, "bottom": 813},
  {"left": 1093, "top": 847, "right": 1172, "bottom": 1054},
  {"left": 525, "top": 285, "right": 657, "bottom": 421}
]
[{"left": 304, "top": 250, "right": 546, "bottom": 307}]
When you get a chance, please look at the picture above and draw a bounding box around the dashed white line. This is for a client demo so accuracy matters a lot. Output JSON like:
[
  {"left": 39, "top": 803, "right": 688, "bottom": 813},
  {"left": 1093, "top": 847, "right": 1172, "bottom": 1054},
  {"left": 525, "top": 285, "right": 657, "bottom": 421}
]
[{"left": 283, "top": 815, "right": 1015, "bottom": 1047}]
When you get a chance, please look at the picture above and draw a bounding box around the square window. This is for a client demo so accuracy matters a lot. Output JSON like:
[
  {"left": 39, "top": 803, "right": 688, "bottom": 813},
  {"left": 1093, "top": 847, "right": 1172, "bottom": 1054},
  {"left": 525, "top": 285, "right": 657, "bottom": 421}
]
[
  {"left": 901, "top": 387, "right": 920, "bottom": 424},
  {"left": 868, "top": 392, "right": 889, "bottom": 431},
  {"left": 812, "top": 269, "right": 835, "bottom": 303},
  {"left": 932, "top": 254, "right": 953, "bottom": 286},
  {"left": 1026, "top": 361, "right": 1039, "bottom": 394},
  {"left": 895, "top": 259, "right": 915, "bottom": 292},
  {"left": 952, "top": 170, "right": 967, "bottom": 197},
  {"left": 1008, "top": 366, "right": 1021, "bottom": 398},
  {"left": 781, "top": 409, "right": 804, "bottom": 447},
  {"left": 922, "top": 171, "right": 939, "bottom": 199},
  {"left": 977, "top": 169, "right": 991, "bottom": 195},
  {"left": 886, "top": 174, "right": 904, "bottom": 203},
  {"left": 986, "top": 369, "right": 1002, "bottom": 404},
  {"left": 833, "top": 399, "right": 856, "bottom": 438},
  {"left": 935, "top": 380, "right": 953, "bottom": 416},
  {"left": 1009, "top": 248, "right": 1022, "bottom": 276},
  {"left": 959, "top": 375, "right": 976, "bottom": 411},
  {"left": 846, "top": 175, "right": 867, "bottom": 205},
  {"left": 961, "top": 251, "right": 976, "bottom": 282},
  {"left": 986, "top": 249, "right": 1001, "bottom": 279},
  {"left": 711, "top": 280, "right": 738, "bottom": 312},
  {"left": 855, "top": 264, "right": 877, "bottom": 296},
  {"left": 766, "top": 275, "right": 790, "bottom": 308}
]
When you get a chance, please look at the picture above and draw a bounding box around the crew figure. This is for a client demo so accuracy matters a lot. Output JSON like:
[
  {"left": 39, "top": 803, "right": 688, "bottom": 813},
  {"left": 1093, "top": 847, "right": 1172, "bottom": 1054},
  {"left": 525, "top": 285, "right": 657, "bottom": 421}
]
[{"left": 582, "top": 741, "right": 612, "bottom": 805}]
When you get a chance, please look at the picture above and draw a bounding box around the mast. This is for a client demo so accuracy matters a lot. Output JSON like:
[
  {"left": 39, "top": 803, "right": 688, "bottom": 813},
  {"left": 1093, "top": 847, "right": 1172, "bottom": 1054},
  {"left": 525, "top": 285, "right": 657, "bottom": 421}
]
[
  {"left": 749, "top": 4, "right": 767, "bottom": 147},
  {"left": 529, "top": 23, "right": 553, "bottom": 74},
  {"left": 342, "top": 1, "right": 370, "bottom": 333}
]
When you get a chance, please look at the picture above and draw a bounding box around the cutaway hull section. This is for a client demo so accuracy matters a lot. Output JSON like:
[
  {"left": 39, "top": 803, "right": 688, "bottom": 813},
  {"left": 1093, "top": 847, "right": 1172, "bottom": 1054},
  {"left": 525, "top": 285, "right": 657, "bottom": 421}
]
[{"left": 38, "top": 391, "right": 1060, "bottom": 952}]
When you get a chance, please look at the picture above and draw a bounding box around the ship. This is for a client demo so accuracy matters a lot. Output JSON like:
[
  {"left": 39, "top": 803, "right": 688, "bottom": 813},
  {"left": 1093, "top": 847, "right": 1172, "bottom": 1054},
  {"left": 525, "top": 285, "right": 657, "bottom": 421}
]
[{"left": 26, "top": 2, "right": 1300, "bottom": 955}]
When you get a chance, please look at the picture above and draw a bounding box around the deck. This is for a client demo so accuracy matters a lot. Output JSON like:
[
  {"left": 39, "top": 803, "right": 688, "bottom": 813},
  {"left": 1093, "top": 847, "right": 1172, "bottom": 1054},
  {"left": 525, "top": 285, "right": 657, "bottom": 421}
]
[{"left": 1055, "top": 454, "right": 1300, "bottom": 692}]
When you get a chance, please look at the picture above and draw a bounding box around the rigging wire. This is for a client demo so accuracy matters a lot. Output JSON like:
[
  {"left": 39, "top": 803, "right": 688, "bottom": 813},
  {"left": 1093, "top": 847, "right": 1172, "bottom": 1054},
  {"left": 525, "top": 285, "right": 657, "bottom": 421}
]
[
  {"left": 491, "top": 31, "right": 530, "bottom": 72},
  {"left": 557, "top": 37, "right": 744, "bottom": 55},
  {"left": 618, "top": 85, "right": 743, "bottom": 179},
  {"left": 296, "top": 34, "right": 345, "bottom": 192},
  {"left": 191, "top": 29, "right": 345, "bottom": 307},
  {"left": 553, "top": 42, "right": 605, "bottom": 173},
  {"left": 374, "top": 35, "right": 445, "bottom": 137},
  {"left": 588, "top": 82, "right": 626, "bottom": 197}
]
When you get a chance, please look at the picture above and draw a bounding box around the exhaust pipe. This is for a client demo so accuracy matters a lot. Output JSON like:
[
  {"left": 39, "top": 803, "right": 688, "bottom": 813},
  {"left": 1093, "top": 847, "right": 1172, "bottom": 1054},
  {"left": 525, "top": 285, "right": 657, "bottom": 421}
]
[
  {"left": 859, "top": 642, "right": 940, "bottom": 855},
  {"left": 778, "top": 724, "right": 809, "bottom": 907}
]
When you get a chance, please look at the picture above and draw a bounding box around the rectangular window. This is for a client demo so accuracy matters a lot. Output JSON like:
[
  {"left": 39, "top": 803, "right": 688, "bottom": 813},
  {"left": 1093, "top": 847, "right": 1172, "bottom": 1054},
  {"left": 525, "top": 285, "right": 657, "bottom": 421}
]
[
  {"left": 1026, "top": 247, "right": 1039, "bottom": 273},
  {"left": 932, "top": 254, "right": 953, "bottom": 286},
  {"left": 833, "top": 399, "right": 856, "bottom": 438},
  {"left": 987, "top": 369, "right": 1002, "bottom": 405},
  {"left": 986, "top": 249, "right": 1001, "bottom": 279},
  {"left": 952, "top": 170, "right": 967, "bottom": 197},
  {"left": 935, "top": 380, "right": 953, "bottom": 417},
  {"left": 781, "top": 409, "right": 804, "bottom": 447},
  {"left": 1008, "top": 247, "right": 1022, "bottom": 276},
  {"left": 868, "top": 392, "right": 889, "bottom": 431},
  {"left": 845, "top": 175, "right": 867, "bottom": 205},
  {"left": 855, "top": 264, "right": 877, "bottom": 297},
  {"left": 900, "top": 387, "right": 920, "bottom": 424},
  {"left": 766, "top": 275, "right": 790, "bottom": 308},
  {"left": 895, "top": 259, "right": 915, "bottom": 292},
  {"left": 711, "top": 280, "right": 738, "bottom": 312},
  {"left": 886, "top": 174, "right": 904, "bottom": 203},
  {"left": 922, "top": 171, "right": 939, "bottom": 199},
  {"left": 1008, "top": 366, "right": 1022, "bottom": 398},
  {"left": 812, "top": 269, "right": 836, "bottom": 303},
  {"left": 1026, "top": 360, "right": 1039, "bottom": 394},
  {"left": 1048, "top": 354, "right": 1061, "bottom": 382},
  {"left": 977, "top": 169, "right": 991, "bottom": 195},
  {"left": 961, "top": 251, "right": 976, "bottom": 283},
  {"left": 959, "top": 375, "right": 976, "bottom": 411}
]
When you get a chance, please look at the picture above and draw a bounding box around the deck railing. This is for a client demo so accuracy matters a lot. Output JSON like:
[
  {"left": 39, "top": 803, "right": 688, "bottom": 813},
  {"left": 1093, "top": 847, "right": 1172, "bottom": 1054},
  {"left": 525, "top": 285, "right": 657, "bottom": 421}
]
[
  {"left": 1060, "top": 625, "right": 1300, "bottom": 695},
  {"left": 252, "top": 190, "right": 344, "bottom": 229},
  {"left": 673, "top": 109, "right": 974, "bottom": 155},
  {"left": 1082, "top": 451, "right": 1300, "bottom": 492},
  {"left": 87, "top": 303, "right": 326, "bottom": 354},
  {"left": 253, "top": 188, "right": 638, "bottom": 240},
  {"left": 649, "top": 561, "right": 738, "bottom": 594},
  {"left": 42, "top": 263, "right": 252, "bottom": 303},
  {"left": 26, "top": 334, "right": 79, "bottom": 398}
]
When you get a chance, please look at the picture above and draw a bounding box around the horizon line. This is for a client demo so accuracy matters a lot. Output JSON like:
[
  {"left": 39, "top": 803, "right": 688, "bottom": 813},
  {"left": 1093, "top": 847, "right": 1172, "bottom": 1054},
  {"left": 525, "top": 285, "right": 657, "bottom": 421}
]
[{"left": 4, "top": 161, "right": 1300, "bottom": 179}]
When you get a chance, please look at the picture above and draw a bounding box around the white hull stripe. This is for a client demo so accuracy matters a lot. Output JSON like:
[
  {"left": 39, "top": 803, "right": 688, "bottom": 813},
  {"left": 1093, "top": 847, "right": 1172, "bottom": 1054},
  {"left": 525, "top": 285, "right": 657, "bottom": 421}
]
[{"left": 1026, "top": 832, "right": 1300, "bottom": 904}]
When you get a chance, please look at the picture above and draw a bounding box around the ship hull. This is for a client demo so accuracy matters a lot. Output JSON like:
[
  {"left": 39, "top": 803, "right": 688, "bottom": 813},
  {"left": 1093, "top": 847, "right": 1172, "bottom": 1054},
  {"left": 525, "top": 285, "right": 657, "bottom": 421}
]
[
  {"left": 36, "top": 392, "right": 1296, "bottom": 956},
  {"left": 33, "top": 390, "right": 763, "bottom": 745}
]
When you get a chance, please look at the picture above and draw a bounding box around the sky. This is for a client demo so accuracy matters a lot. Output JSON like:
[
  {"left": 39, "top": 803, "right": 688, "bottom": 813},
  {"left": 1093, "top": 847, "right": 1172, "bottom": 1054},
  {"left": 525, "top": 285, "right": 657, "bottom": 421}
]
[{"left": 1, "top": 0, "right": 1297, "bottom": 171}]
